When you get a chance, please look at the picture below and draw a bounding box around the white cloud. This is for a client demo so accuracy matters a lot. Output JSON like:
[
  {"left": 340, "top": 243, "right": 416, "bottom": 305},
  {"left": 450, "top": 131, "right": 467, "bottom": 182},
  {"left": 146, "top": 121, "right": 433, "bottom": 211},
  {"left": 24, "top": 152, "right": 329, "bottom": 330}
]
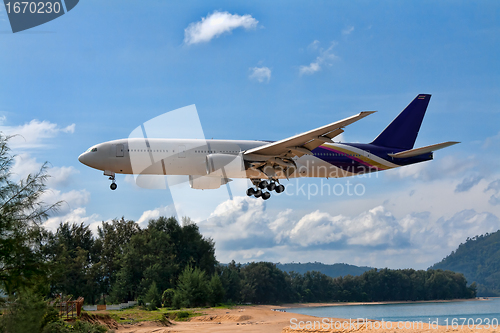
[
  {"left": 249, "top": 66, "right": 271, "bottom": 83},
  {"left": 184, "top": 11, "right": 258, "bottom": 45},
  {"left": 307, "top": 40, "right": 320, "bottom": 50},
  {"left": 455, "top": 175, "right": 483, "bottom": 193},
  {"left": 0, "top": 118, "right": 75, "bottom": 149},
  {"left": 137, "top": 205, "right": 177, "bottom": 227},
  {"left": 44, "top": 207, "right": 102, "bottom": 233},
  {"left": 485, "top": 179, "right": 500, "bottom": 206},
  {"left": 46, "top": 166, "right": 79, "bottom": 188},
  {"left": 12, "top": 153, "right": 79, "bottom": 187},
  {"left": 194, "top": 173, "right": 500, "bottom": 268},
  {"left": 299, "top": 42, "right": 339, "bottom": 76},
  {"left": 342, "top": 26, "right": 354, "bottom": 35},
  {"left": 12, "top": 153, "right": 42, "bottom": 180},
  {"left": 387, "top": 154, "right": 476, "bottom": 182}
]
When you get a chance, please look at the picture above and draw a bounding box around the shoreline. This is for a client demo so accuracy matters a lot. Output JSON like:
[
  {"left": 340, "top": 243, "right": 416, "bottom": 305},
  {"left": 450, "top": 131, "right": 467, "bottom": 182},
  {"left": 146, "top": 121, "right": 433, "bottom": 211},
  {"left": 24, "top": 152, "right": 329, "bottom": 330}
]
[
  {"left": 278, "top": 297, "right": 486, "bottom": 309},
  {"left": 113, "top": 299, "right": 497, "bottom": 333}
]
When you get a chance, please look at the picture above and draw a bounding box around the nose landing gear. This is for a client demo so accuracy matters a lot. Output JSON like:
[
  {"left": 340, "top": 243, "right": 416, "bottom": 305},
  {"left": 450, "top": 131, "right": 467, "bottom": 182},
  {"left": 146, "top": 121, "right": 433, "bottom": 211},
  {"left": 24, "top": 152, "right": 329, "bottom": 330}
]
[
  {"left": 247, "top": 179, "right": 285, "bottom": 200},
  {"left": 105, "top": 171, "right": 117, "bottom": 190}
]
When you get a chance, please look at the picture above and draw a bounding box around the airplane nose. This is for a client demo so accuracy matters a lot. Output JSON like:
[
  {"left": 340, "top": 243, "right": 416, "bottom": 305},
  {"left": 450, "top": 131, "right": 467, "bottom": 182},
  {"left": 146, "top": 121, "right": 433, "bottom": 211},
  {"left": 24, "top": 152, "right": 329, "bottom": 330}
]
[{"left": 78, "top": 153, "right": 86, "bottom": 164}]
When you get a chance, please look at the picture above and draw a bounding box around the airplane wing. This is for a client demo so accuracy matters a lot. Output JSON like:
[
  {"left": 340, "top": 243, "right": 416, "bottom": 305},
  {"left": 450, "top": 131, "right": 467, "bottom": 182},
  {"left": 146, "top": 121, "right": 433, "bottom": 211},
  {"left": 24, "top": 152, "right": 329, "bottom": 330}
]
[{"left": 244, "top": 111, "right": 376, "bottom": 157}]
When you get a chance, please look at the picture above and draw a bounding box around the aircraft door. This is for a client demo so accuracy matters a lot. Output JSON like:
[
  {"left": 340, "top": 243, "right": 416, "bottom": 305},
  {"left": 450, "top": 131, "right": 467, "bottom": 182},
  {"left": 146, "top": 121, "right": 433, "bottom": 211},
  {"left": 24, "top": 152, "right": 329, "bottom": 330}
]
[
  {"left": 178, "top": 145, "right": 186, "bottom": 158},
  {"left": 116, "top": 144, "right": 124, "bottom": 157}
]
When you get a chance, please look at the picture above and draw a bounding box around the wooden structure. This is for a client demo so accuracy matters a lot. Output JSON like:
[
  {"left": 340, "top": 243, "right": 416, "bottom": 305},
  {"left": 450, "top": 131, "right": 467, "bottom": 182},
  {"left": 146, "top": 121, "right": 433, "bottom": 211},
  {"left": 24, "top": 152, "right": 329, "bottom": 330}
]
[{"left": 55, "top": 296, "right": 84, "bottom": 319}]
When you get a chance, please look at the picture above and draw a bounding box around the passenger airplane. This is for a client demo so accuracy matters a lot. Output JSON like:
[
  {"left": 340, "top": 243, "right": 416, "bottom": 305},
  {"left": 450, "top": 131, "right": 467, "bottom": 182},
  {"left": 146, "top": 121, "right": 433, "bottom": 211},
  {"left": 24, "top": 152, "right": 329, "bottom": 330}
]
[{"left": 78, "top": 94, "right": 458, "bottom": 200}]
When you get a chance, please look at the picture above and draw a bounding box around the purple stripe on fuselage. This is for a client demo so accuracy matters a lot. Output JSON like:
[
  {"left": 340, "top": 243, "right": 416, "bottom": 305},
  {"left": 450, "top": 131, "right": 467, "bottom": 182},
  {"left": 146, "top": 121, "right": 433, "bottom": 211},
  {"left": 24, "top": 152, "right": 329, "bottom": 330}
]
[{"left": 316, "top": 146, "right": 380, "bottom": 170}]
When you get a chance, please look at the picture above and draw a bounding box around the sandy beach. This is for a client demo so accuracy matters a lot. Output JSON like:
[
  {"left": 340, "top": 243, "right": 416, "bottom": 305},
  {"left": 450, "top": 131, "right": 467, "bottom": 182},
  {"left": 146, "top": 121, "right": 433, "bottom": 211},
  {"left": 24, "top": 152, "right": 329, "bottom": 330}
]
[{"left": 114, "top": 303, "right": 499, "bottom": 333}]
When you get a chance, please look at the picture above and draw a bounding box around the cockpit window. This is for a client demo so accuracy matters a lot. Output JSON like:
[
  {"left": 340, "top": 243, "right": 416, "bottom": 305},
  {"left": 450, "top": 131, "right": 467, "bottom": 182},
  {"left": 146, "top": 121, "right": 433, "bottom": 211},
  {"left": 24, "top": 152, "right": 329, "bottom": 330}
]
[
  {"left": 86, "top": 147, "right": 98, "bottom": 153},
  {"left": 91, "top": 148, "right": 97, "bottom": 152}
]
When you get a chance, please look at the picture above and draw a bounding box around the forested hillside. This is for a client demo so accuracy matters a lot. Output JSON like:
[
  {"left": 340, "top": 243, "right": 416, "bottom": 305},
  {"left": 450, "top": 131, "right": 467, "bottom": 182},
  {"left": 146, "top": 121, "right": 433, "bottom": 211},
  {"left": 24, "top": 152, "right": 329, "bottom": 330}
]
[
  {"left": 276, "top": 262, "right": 373, "bottom": 278},
  {"left": 430, "top": 230, "right": 500, "bottom": 296}
]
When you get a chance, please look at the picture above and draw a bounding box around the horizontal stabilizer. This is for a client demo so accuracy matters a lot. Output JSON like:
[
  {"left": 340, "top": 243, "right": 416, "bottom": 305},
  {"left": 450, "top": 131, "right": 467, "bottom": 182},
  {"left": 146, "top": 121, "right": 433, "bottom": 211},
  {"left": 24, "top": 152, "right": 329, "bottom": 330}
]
[{"left": 388, "top": 141, "right": 460, "bottom": 158}]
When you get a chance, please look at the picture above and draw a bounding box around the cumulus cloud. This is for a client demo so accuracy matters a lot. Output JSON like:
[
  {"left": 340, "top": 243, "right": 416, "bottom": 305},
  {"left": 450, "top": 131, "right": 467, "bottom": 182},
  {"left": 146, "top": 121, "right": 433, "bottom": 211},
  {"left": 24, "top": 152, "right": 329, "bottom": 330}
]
[
  {"left": 455, "top": 175, "right": 483, "bottom": 193},
  {"left": 137, "top": 205, "right": 177, "bottom": 227},
  {"left": 387, "top": 155, "right": 476, "bottom": 182},
  {"left": 44, "top": 207, "right": 102, "bottom": 233},
  {"left": 12, "top": 153, "right": 79, "bottom": 187},
  {"left": 299, "top": 42, "right": 339, "bottom": 76},
  {"left": 249, "top": 66, "right": 271, "bottom": 83},
  {"left": 0, "top": 118, "right": 75, "bottom": 149},
  {"left": 184, "top": 11, "right": 258, "bottom": 45},
  {"left": 196, "top": 191, "right": 500, "bottom": 268},
  {"left": 485, "top": 179, "right": 500, "bottom": 206}
]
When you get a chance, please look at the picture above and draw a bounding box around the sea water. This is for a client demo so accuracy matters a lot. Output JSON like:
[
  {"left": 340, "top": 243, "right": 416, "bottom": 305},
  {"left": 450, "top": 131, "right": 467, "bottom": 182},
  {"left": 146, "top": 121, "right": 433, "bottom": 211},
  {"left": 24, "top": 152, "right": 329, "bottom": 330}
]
[{"left": 287, "top": 298, "right": 500, "bottom": 327}]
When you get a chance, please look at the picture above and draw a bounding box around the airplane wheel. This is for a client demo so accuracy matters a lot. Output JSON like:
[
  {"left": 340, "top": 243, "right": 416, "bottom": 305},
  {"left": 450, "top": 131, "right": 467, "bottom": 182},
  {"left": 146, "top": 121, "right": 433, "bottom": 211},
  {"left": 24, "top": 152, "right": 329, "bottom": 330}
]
[
  {"left": 275, "top": 184, "right": 285, "bottom": 193},
  {"left": 110, "top": 183, "right": 117, "bottom": 190},
  {"left": 267, "top": 182, "right": 276, "bottom": 191},
  {"left": 254, "top": 189, "right": 262, "bottom": 198},
  {"left": 262, "top": 192, "right": 271, "bottom": 200},
  {"left": 246, "top": 188, "right": 255, "bottom": 196},
  {"left": 258, "top": 180, "right": 268, "bottom": 189}
]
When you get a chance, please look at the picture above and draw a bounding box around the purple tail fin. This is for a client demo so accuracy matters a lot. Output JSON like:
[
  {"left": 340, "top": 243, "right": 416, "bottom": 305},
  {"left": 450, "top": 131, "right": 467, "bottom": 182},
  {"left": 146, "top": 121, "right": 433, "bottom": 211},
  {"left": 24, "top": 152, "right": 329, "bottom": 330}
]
[{"left": 371, "top": 94, "right": 431, "bottom": 150}]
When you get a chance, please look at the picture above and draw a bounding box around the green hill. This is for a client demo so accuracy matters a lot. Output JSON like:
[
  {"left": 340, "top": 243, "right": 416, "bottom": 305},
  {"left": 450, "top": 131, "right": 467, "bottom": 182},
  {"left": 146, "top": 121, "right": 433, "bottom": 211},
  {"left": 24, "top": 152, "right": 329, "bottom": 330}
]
[
  {"left": 430, "top": 229, "right": 500, "bottom": 296},
  {"left": 276, "top": 262, "right": 373, "bottom": 278}
]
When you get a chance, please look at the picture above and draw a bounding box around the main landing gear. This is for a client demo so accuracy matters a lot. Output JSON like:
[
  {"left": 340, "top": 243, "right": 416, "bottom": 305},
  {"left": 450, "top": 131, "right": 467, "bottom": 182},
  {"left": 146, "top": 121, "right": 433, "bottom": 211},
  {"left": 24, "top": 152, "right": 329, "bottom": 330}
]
[{"left": 246, "top": 179, "right": 285, "bottom": 200}]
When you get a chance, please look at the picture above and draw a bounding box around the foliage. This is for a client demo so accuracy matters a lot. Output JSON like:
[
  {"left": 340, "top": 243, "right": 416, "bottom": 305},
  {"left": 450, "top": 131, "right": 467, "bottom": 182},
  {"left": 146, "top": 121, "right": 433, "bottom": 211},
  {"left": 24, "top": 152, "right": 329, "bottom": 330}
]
[
  {"left": 43, "top": 222, "right": 101, "bottom": 304},
  {"left": 215, "top": 263, "right": 476, "bottom": 304},
  {"left": 277, "top": 262, "right": 373, "bottom": 278},
  {"left": 208, "top": 273, "right": 225, "bottom": 306},
  {"left": 173, "top": 266, "right": 209, "bottom": 309},
  {"left": 0, "top": 134, "right": 59, "bottom": 293},
  {"left": 0, "top": 290, "right": 50, "bottom": 333},
  {"left": 161, "top": 288, "right": 175, "bottom": 307},
  {"left": 41, "top": 321, "right": 108, "bottom": 333},
  {"left": 430, "top": 230, "right": 500, "bottom": 296},
  {"left": 144, "top": 282, "right": 161, "bottom": 311},
  {"left": 111, "top": 216, "right": 217, "bottom": 303}
]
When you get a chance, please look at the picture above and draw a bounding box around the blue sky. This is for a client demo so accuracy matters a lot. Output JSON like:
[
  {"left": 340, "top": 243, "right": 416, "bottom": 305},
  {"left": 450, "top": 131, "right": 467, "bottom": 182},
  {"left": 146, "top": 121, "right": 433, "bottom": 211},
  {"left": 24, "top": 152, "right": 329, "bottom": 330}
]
[{"left": 1, "top": 1, "right": 499, "bottom": 269}]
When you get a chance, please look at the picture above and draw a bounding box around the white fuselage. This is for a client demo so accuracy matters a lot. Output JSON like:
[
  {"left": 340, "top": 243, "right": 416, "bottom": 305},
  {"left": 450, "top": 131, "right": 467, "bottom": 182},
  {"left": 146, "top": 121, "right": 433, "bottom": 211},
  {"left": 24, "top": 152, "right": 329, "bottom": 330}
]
[{"left": 78, "top": 138, "right": 399, "bottom": 181}]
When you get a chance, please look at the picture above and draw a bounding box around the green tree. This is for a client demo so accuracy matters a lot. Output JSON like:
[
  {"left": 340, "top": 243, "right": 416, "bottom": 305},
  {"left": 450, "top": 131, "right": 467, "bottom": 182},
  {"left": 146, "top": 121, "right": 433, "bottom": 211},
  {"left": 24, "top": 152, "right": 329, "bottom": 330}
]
[
  {"left": 43, "top": 222, "right": 101, "bottom": 304},
  {"left": 144, "top": 281, "right": 162, "bottom": 310},
  {"left": 162, "top": 288, "right": 175, "bottom": 307},
  {"left": 219, "top": 261, "right": 242, "bottom": 303},
  {"left": 95, "top": 217, "right": 140, "bottom": 301},
  {"left": 0, "top": 134, "right": 59, "bottom": 294},
  {"left": 240, "top": 262, "right": 291, "bottom": 304},
  {"left": 111, "top": 216, "right": 217, "bottom": 302},
  {"left": 173, "top": 266, "right": 209, "bottom": 308},
  {"left": 0, "top": 290, "right": 53, "bottom": 333},
  {"left": 208, "top": 273, "right": 225, "bottom": 306}
]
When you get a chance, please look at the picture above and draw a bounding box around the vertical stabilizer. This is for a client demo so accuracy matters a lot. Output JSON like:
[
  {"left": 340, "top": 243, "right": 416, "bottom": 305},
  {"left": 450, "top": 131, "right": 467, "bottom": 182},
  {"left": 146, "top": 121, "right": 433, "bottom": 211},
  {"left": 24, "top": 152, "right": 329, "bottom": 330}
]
[{"left": 371, "top": 94, "right": 431, "bottom": 150}]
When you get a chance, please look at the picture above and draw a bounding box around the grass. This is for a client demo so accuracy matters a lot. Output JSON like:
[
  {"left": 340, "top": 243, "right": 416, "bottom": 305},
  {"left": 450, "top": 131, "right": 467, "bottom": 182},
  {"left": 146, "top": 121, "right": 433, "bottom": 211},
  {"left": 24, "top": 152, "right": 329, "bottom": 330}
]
[{"left": 99, "top": 306, "right": 205, "bottom": 324}]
